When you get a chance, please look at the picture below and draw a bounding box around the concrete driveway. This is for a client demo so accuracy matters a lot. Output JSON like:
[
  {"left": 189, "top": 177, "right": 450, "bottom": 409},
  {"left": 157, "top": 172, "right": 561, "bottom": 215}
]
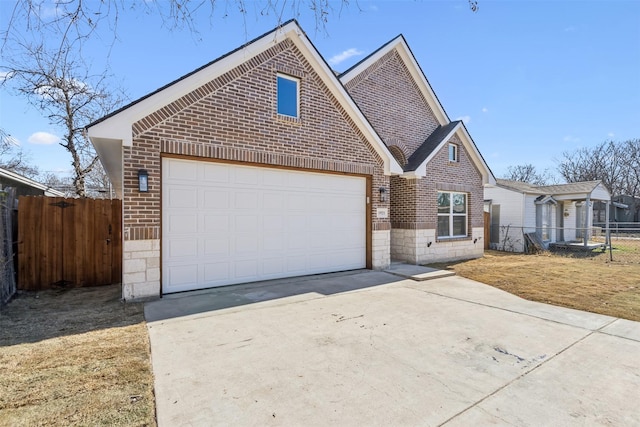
[{"left": 144, "top": 268, "right": 640, "bottom": 426}]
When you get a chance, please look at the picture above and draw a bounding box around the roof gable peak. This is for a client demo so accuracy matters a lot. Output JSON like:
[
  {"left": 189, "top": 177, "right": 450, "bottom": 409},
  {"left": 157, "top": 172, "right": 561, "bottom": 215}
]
[{"left": 339, "top": 35, "right": 450, "bottom": 126}]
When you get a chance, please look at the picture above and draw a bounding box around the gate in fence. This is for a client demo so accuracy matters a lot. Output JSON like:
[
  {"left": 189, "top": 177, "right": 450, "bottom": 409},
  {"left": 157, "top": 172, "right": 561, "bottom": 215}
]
[
  {"left": 1, "top": 189, "right": 17, "bottom": 305},
  {"left": 17, "top": 196, "right": 122, "bottom": 291}
]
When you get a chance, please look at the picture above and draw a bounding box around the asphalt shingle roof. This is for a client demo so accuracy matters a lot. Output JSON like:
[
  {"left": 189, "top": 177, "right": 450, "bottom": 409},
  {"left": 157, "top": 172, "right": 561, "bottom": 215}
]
[
  {"left": 404, "top": 121, "right": 461, "bottom": 172},
  {"left": 496, "top": 179, "right": 603, "bottom": 196}
]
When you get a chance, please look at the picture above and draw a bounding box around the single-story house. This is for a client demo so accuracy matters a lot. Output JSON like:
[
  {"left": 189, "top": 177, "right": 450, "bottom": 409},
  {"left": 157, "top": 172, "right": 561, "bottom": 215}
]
[
  {"left": 594, "top": 195, "right": 640, "bottom": 224},
  {"left": 0, "top": 167, "right": 64, "bottom": 198},
  {"left": 87, "top": 20, "right": 494, "bottom": 300},
  {"left": 485, "top": 179, "right": 611, "bottom": 252}
]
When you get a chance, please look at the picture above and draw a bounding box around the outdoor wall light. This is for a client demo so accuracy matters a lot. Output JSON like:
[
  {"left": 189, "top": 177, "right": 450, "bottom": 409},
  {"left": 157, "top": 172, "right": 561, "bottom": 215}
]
[
  {"left": 379, "top": 187, "right": 387, "bottom": 203},
  {"left": 138, "top": 169, "right": 149, "bottom": 193}
]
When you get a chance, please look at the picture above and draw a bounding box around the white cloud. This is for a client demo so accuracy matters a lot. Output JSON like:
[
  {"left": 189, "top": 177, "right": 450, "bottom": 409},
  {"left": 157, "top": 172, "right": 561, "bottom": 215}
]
[
  {"left": 328, "top": 48, "right": 364, "bottom": 66},
  {"left": 564, "top": 26, "right": 576, "bottom": 32},
  {"left": 369, "top": 5, "right": 379, "bottom": 11},
  {"left": 563, "top": 135, "right": 580, "bottom": 143},
  {"left": 608, "top": 132, "right": 615, "bottom": 138},
  {"left": 481, "top": 107, "right": 488, "bottom": 113},
  {"left": 28, "top": 131, "right": 61, "bottom": 145},
  {"left": 0, "top": 71, "right": 14, "bottom": 82},
  {"left": 456, "top": 115, "right": 471, "bottom": 124}
]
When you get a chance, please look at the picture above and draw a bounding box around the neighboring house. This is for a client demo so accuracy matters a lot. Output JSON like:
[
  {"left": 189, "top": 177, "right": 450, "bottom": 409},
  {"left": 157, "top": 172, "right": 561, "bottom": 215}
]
[
  {"left": 0, "top": 167, "right": 64, "bottom": 198},
  {"left": 87, "top": 21, "right": 494, "bottom": 300},
  {"left": 605, "top": 195, "right": 640, "bottom": 224},
  {"left": 485, "top": 179, "right": 611, "bottom": 252}
]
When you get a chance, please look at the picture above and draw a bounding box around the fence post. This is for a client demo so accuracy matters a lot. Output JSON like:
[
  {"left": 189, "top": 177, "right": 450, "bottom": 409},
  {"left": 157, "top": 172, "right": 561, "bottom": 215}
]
[{"left": 607, "top": 228, "right": 613, "bottom": 262}]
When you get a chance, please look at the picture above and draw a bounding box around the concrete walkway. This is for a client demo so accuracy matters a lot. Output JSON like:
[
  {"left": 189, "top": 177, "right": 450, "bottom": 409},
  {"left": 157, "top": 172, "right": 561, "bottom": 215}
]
[{"left": 145, "top": 269, "right": 640, "bottom": 426}]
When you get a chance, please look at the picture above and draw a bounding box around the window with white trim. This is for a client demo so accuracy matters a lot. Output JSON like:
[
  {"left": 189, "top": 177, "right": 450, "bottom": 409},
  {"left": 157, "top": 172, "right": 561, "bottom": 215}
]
[
  {"left": 448, "top": 143, "right": 458, "bottom": 162},
  {"left": 437, "top": 191, "right": 467, "bottom": 238},
  {"left": 277, "top": 74, "right": 299, "bottom": 118}
]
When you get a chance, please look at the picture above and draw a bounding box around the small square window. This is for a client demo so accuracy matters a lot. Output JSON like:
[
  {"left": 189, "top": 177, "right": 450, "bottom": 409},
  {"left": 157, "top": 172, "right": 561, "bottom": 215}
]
[
  {"left": 277, "top": 74, "right": 299, "bottom": 118},
  {"left": 448, "top": 144, "right": 459, "bottom": 162}
]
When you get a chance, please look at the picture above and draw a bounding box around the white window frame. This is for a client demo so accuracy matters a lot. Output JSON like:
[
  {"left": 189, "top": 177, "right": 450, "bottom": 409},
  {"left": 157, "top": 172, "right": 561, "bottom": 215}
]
[
  {"left": 437, "top": 191, "right": 468, "bottom": 238},
  {"left": 276, "top": 73, "right": 300, "bottom": 118},
  {"left": 448, "top": 143, "right": 458, "bottom": 162}
]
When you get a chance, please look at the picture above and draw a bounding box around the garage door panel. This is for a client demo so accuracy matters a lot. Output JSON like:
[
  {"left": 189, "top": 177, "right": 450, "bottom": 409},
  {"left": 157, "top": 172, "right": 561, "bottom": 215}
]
[
  {"left": 166, "top": 213, "right": 198, "bottom": 234},
  {"left": 202, "top": 189, "right": 229, "bottom": 209},
  {"left": 203, "top": 237, "right": 230, "bottom": 256},
  {"left": 167, "top": 239, "right": 198, "bottom": 258},
  {"left": 201, "top": 163, "right": 230, "bottom": 183},
  {"left": 203, "top": 214, "right": 230, "bottom": 233},
  {"left": 167, "top": 264, "right": 199, "bottom": 286},
  {"left": 263, "top": 233, "right": 284, "bottom": 251},
  {"left": 166, "top": 160, "right": 198, "bottom": 181},
  {"left": 234, "top": 259, "right": 259, "bottom": 279},
  {"left": 262, "top": 258, "right": 285, "bottom": 275},
  {"left": 235, "top": 215, "right": 259, "bottom": 231},
  {"left": 162, "top": 158, "right": 366, "bottom": 294},
  {"left": 287, "top": 194, "right": 307, "bottom": 210},
  {"left": 235, "top": 191, "right": 259, "bottom": 210},
  {"left": 203, "top": 262, "right": 230, "bottom": 283},
  {"left": 234, "top": 167, "right": 259, "bottom": 185},
  {"left": 235, "top": 235, "right": 259, "bottom": 253},
  {"left": 166, "top": 187, "right": 198, "bottom": 209},
  {"left": 263, "top": 170, "right": 285, "bottom": 186}
]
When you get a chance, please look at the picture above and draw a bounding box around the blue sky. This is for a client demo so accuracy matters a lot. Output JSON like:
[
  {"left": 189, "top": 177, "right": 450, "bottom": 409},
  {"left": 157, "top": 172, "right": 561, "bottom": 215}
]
[{"left": 1, "top": 0, "right": 639, "bottom": 179}]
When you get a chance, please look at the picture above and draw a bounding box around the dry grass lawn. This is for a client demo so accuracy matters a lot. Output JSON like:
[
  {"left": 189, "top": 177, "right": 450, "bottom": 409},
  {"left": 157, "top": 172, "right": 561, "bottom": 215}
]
[
  {"left": 0, "top": 285, "right": 155, "bottom": 426},
  {"left": 1, "top": 243, "right": 638, "bottom": 425},
  {"left": 430, "top": 249, "right": 640, "bottom": 322}
]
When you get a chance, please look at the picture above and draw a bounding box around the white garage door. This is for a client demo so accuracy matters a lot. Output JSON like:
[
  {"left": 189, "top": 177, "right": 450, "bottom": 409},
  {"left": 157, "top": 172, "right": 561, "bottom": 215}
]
[{"left": 162, "top": 158, "right": 367, "bottom": 294}]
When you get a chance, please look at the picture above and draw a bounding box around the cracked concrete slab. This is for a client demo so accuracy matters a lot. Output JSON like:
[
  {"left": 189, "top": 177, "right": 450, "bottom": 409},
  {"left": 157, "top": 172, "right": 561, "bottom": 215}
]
[{"left": 146, "top": 271, "right": 640, "bottom": 426}]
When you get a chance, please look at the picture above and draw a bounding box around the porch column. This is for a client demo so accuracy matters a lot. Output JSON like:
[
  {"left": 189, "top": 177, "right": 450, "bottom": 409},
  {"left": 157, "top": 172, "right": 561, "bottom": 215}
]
[
  {"left": 584, "top": 195, "right": 591, "bottom": 248},
  {"left": 605, "top": 200, "right": 610, "bottom": 246}
]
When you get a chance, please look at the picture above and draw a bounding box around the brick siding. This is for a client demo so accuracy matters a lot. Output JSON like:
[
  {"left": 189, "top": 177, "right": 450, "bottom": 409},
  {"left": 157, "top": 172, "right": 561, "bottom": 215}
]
[
  {"left": 394, "top": 134, "right": 483, "bottom": 234},
  {"left": 343, "top": 50, "right": 440, "bottom": 155},
  {"left": 122, "top": 38, "right": 389, "bottom": 242}
]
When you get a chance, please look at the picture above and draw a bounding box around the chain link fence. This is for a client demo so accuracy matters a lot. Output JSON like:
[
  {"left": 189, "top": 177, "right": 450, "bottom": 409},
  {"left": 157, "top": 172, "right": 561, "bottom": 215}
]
[
  {"left": 1, "top": 188, "right": 17, "bottom": 306},
  {"left": 490, "top": 223, "right": 640, "bottom": 264}
]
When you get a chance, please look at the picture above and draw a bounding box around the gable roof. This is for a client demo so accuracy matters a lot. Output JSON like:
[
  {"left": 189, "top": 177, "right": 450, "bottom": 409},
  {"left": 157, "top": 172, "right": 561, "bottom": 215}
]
[
  {"left": 496, "top": 179, "right": 610, "bottom": 201},
  {"left": 339, "top": 34, "right": 450, "bottom": 126},
  {"left": 0, "top": 167, "right": 65, "bottom": 197},
  {"left": 404, "top": 121, "right": 461, "bottom": 172},
  {"left": 338, "top": 35, "right": 495, "bottom": 185},
  {"left": 86, "top": 20, "right": 403, "bottom": 196},
  {"left": 495, "top": 179, "right": 543, "bottom": 194}
]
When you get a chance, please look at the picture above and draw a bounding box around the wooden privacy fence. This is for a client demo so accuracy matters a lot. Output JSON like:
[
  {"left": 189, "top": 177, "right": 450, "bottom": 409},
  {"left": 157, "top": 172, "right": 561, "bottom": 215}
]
[{"left": 18, "top": 197, "right": 122, "bottom": 291}]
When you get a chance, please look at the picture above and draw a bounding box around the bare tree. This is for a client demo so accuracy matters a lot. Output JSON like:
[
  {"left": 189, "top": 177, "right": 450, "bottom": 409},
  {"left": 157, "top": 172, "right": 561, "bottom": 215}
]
[
  {"left": 1, "top": 41, "right": 125, "bottom": 197},
  {"left": 558, "top": 139, "right": 639, "bottom": 198},
  {"left": 3, "top": 1, "right": 478, "bottom": 57},
  {"left": 0, "top": 129, "right": 40, "bottom": 178},
  {"left": 502, "top": 163, "right": 554, "bottom": 185}
]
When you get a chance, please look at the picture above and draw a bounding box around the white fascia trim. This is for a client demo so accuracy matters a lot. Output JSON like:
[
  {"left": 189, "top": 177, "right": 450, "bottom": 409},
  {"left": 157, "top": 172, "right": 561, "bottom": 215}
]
[
  {"left": 87, "top": 22, "right": 299, "bottom": 146},
  {"left": 289, "top": 31, "right": 402, "bottom": 175},
  {"left": 0, "top": 167, "right": 65, "bottom": 196},
  {"left": 457, "top": 125, "right": 496, "bottom": 186},
  {"left": 87, "top": 21, "right": 402, "bottom": 176},
  {"left": 340, "top": 37, "right": 449, "bottom": 126},
  {"left": 410, "top": 122, "right": 461, "bottom": 178}
]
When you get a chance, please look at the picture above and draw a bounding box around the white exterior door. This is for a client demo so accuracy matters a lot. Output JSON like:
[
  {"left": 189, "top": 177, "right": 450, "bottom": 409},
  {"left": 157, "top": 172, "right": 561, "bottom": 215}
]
[{"left": 162, "top": 158, "right": 367, "bottom": 294}]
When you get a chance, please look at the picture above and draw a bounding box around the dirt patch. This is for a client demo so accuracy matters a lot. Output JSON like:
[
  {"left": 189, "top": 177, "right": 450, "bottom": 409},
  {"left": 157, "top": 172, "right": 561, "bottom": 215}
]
[
  {"left": 0, "top": 285, "right": 156, "bottom": 426},
  {"left": 429, "top": 250, "right": 640, "bottom": 322}
]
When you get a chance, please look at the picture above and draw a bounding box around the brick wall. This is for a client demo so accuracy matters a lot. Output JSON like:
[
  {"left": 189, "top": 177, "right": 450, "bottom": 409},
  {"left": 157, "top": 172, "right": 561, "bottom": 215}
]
[
  {"left": 123, "top": 38, "right": 391, "bottom": 243},
  {"left": 390, "top": 135, "right": 483, "bottom": 233},
  {"left": 343, "top": 50, "right": 440, "bottom": 156}
]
